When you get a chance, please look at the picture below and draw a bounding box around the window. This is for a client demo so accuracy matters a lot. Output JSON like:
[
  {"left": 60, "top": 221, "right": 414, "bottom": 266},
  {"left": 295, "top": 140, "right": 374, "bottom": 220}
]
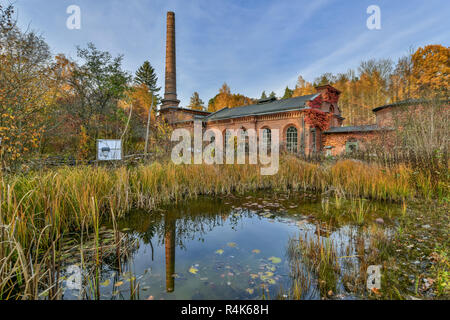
[
  {"left": 224, "top": 130, "right": 231, "bottom": 147},
  {"left": 311, "top": 128, "right": 316, "bottom": 153},
  {"left": 286, "top": 126, "right": 298, "bottom": 153},
  {"left": 239, "top": 129, "right": 249, "bottom": 153},
  {"left": 346, "top": 141, "right": 358, "bottom": 153},
  {"left": 262, "top": 128, "right": 271, "bottom": 152}
]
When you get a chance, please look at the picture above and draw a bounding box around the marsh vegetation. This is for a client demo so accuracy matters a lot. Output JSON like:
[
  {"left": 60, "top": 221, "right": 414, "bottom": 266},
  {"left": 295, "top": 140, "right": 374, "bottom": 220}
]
[{"left": 0, "top": 157, "right": 448, "bottom": 299}]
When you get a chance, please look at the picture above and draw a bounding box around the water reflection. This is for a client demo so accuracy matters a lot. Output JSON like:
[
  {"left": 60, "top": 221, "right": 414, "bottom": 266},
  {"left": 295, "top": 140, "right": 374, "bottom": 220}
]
[
  {"left": 165, "top": 216, "right": 175, "bottom": 293},
  {"left": 64, "top": 192, "right": 402, "bottom": 300}
]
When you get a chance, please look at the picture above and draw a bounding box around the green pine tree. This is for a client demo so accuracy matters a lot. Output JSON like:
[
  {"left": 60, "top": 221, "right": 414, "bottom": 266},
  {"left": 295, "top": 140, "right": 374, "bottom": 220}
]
[
  {"left": 260, "top": 91, "right": 268, "bottom": 99},
  {"left": 135, "top": 61, "right": 161, "bottom": 102},
  {"left": 282, "top": 86, "right": 294, "bottom": 99},
  {"left": 269, "top": 91, "right": 277, "bottom": 99}
]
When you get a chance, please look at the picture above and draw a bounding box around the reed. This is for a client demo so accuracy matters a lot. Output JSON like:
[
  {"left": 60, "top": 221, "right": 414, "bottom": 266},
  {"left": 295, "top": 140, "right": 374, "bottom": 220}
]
[
  {"left": 0, "top": 156, "right": 445, "bottom": 298},
  {"left": 349, "top": 198, "right": 370, "bottom": 225},
  {"left": 288, "top": 232, "right": 340, "bottom": 298}
]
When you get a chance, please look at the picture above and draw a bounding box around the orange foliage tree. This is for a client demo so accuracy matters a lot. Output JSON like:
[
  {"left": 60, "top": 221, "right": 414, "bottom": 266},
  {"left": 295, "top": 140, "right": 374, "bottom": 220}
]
[
  {"left": 412, "top": 44, "right": 450, "bottom": 98},
  {"left": 208, "top": 83, "right": 254, "bottom": 112}
]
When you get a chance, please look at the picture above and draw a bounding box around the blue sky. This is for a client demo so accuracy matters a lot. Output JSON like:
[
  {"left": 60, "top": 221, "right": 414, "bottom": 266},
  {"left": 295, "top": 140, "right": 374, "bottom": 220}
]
[{"left": 11, "top": 0, "right": 450, "bottom": 106}]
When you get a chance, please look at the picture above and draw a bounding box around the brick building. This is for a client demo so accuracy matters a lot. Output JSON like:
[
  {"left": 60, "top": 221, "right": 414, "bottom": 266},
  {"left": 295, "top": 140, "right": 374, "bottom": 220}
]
[{"left": 157, "top": 12, "right": 435, "bottom": 157}]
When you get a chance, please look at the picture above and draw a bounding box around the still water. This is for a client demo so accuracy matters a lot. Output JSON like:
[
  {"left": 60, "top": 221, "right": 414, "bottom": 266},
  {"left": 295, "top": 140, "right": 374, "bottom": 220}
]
[{"left": 61, "top": 191, "right": 401, "bottom": 300}]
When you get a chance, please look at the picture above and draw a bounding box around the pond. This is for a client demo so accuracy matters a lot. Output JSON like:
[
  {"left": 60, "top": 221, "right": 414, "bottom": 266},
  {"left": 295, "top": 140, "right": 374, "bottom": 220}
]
[{"left": 60, "top": 191, "right": 402, "bottom": 300}]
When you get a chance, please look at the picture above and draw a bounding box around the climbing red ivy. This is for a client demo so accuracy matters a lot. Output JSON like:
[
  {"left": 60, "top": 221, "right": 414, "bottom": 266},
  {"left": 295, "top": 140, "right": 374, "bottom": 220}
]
[
  {"left": 304, "top": 109, "right": 332, "bottom": 131},
  {"left": 305, "top": 95, "right": 332, "bottom": 131}
]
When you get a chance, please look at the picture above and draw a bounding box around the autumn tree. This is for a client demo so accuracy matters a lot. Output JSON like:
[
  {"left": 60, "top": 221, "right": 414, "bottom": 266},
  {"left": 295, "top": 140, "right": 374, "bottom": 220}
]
[
  {"left": 40, "top": 54, "right": 79, "bottom": 154},
  {"left": 187, "top": 92, "right": 205, "bottom": 110},
  {"left": 411, "top": 45, "right": 450, "bottom": 98},
  {"left": 292, "top": 76, "right": 316, "bottom": 97},
  {"left": 63, "top": 43, "right": 131, "bottom": 158},
  {"left": 0, "top": 4, "right": 54, "bottom": 165},
  {"left": 208, "top": 83, "right": 253, "bottom": 112},
  {"left": 389, "top": 52, "right": 414, "bottom": 102}
]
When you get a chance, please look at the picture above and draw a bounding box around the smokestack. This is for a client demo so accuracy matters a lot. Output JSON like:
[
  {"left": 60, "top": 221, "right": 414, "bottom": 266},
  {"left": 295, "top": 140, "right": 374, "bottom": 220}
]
[{"left": 161, "top": 11, "right": 180, "bottom": 108}]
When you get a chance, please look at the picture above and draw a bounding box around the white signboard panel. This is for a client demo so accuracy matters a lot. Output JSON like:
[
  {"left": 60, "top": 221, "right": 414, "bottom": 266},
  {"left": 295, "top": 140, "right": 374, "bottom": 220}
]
[{"left": 97, "top": 139, "right": 122, "bottom": 161}]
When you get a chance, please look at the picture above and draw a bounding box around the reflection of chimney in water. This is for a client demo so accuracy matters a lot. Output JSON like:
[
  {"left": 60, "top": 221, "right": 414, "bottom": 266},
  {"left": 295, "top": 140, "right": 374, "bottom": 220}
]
[
  {"left": 165, "top": 217, "right": 176, "bottom": 292},
  {"left": 161, "top": 11, "right": 180, "bottom": 109}
]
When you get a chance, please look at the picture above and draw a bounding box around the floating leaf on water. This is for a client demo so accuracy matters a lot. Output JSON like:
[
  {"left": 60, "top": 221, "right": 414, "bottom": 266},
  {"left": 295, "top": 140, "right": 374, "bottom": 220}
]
[
  {"left": 100, "top": 279, "right": 110, "bottom": 287},
  {"left": 265, "top": 271, "right": 274, "bottom": 277},
  {"left": 115, "top": 281, "right": 124, "bottom": 287},
  {"left": 250, "top": 274, "right": 259, "bottom": 279},
  {"left": 252, "top": 249, "right": 261, "bottom": 254},
  {"left": 260, "top": 275, "right": 269, "bottom": 281},
  {"left": 267, "top": 278, "right": 276, "bottom": 285},
  {"left": 215, "top": 249, "right": 224, "bottom": 255},
  {"left": 227, "top": 242, "right": 237, "bottom": 248},
  {"left": 268, "top": 256, "right": 281, "bottom": 264},
  {"left": 246, "top": 288, "right": 254, "bottom": 294},
  {"left": 189, "top": 267, "right": 199, "bottom": 274}
]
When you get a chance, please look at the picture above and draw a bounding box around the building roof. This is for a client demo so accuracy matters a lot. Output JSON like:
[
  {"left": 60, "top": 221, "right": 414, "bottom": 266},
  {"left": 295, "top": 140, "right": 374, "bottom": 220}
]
[
  {"left": 205, "top": 93, "right": 320, "bottom": 121},
  {"left": 324, "top": 124, "right": 382, "bottom": 133},
  {"left": 160, "top": 106, "right": 211, "bottom": 115},
  {"left": 372, "top": 98, "right": 449, "bottom": 113}
]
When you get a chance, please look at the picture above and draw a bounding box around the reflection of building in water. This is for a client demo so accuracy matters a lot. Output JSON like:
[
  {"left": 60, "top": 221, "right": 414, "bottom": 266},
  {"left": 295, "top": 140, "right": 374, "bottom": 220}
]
[{"left": 165, "top": 216, "right": 176, "bottom": 293}]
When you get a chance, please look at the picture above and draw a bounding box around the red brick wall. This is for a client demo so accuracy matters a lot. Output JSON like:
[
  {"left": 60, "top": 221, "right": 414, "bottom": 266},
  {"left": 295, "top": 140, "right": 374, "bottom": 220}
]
[
  {"left": 171, "top": 111, "right": 325, "bottom": 155},
  {"left": 323, "top": 131, "right": 396, "bottom": 156}
]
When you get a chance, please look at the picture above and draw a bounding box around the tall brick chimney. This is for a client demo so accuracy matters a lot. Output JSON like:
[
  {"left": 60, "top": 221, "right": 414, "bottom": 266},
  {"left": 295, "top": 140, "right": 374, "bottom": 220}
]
[{"left": 161, "top": 11, "right": 180, "bottom": 109}]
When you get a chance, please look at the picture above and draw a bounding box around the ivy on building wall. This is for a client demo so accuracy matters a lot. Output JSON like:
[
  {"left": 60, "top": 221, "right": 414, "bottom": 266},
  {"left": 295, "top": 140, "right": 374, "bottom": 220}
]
[
  {"left": 304, "top": 109, "right": 332, "bottom": 131},
  {"left": 304, "top": 95, "right": 332, "bottom": 131}
]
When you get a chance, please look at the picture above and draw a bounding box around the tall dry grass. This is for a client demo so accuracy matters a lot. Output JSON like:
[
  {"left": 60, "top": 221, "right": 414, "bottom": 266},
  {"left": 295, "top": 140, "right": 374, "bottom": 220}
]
[{"left": 0, "top": 156, "right": 443, "bottom": 299}]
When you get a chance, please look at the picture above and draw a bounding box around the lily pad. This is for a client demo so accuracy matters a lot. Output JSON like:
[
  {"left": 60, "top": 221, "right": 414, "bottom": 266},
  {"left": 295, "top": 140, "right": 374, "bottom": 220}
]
[
  {"left": 227, "top": 242, "right": 237, "bottom": 248},
  {"left": 189, "top": 267, "right": 199, "bottom": 274},
  {"left": 115, "top": 281, "right": 124, "bottom": 287},
  {"left": 250, "top": 274, "right": 259, "bottom": 279},
  {"left": 215, "top": 249, "right": 224, "bottom": 255},
  {"left": 252, "top": 249, "right": 261, "bottom": 254},
  {"left": 100, "top": 279, "right": 110, "bottom": 287},
  {"left": 268, "top": 256, "right": 282, "bottom": 264},
  {"left": 246, "top": 288, "right": 254, "bottom": 294}
]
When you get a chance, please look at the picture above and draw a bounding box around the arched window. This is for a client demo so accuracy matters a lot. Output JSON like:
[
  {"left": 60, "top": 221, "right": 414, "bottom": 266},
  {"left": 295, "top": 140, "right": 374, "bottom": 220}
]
[
  {"left": 224, "top": 130, "right": 231, "bottom": 147},
  {"left": 286, "top": 126, "right": 298, "bottom": 153},
  {"left": 240, "top": 129, "right": 249, "bottom": 153},
  {"left": 262, "top": 128, "right": 271, "bottom": 152}
]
